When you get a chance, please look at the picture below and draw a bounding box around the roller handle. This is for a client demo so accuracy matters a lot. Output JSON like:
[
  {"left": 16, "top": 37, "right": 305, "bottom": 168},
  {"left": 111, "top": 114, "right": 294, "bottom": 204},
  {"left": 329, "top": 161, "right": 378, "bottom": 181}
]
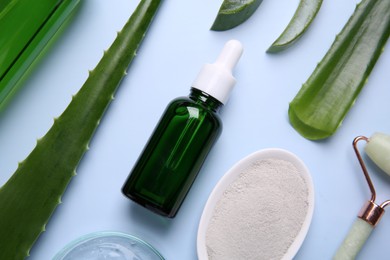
[{"left": 334, "top": 218, "right": 373, "bottom": 260}]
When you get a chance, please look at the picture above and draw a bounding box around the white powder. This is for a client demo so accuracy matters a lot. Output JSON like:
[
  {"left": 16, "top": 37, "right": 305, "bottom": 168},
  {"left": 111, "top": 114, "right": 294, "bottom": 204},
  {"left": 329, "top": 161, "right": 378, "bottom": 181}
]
[{"left": 205, "top": 159, "right": 309, "bottom": 260}]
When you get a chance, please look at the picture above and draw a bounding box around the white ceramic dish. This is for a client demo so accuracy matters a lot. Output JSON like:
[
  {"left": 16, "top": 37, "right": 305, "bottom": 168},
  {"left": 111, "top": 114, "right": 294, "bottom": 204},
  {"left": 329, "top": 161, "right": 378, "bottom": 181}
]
[{"left": 197, "top": 148, "right": 315, "bottom": 260}]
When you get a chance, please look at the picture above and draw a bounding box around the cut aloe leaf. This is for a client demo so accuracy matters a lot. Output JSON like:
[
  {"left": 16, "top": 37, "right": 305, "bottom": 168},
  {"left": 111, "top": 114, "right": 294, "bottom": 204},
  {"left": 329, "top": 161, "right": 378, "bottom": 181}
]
[
  {"left": 289, "top": 0, "right": 390, "bottom": 140},
  {"left": 267, "top": 0, "right": 323, "bottom": 53},
  {"left": 0, "top": 0, "right": 80, "bottom": 110},
  {"left": 0, "top": 0, "right": 162, "bottom": 258},
  {"left": 211, "top": 0, "right": 263, "bottom": 31},
  {"left": 365, "top": 133, "right": 390, "bottom": 175}
]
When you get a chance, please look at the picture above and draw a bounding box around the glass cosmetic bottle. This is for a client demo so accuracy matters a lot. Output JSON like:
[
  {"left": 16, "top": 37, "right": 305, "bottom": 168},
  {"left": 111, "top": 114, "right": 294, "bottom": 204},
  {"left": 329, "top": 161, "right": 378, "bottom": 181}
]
[{"left": 122, "top": 40, "right": 243, "bottom": 218}]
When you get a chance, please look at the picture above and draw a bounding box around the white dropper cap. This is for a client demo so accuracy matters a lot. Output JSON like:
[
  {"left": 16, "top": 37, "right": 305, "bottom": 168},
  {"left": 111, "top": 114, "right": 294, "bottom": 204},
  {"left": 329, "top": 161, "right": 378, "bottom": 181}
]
[{"left": 192, "top": 39, "right": 243, "bottom": 104}]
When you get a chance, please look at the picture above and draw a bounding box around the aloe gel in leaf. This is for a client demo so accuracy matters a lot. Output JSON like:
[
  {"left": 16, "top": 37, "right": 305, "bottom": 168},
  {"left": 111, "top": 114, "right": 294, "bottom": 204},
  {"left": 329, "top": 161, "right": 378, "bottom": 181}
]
[
  {"left": 0, "top": 0, "right": 81, "bottom": 110},
  {"left": 289, "top": 0, "right": 390, "bottom": 140},
  {"left": 0, "top": 0, "right": 162, "bottom": 258}
]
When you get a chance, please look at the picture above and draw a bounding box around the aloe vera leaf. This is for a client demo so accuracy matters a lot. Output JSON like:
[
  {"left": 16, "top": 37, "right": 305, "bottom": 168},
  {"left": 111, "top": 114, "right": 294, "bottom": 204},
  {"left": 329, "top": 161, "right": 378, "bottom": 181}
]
[
  {"left": 0, "top": 0, "right": 58, "bottom": 78},
  {"left": 0, "top": 0, "right": 80, "bottom": 110},
  {"left": 267, "top": 0, "right": 323, "bottom": 53},
  {"left": 0, "top": 0, "right": 162, "bottom": 258},
  {"left": 211, "top": 0, "right": 263, "bottom": 31},
  {"left": 288, "top": 0, "right": 390, "bottom": 140}
]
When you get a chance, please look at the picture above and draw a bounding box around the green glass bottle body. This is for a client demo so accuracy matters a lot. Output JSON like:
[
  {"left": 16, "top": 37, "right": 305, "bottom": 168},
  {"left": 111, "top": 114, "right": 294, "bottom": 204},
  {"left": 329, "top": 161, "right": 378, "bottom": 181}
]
[{"left": 122, "top": 88, "right": 223, "bottom": 218}]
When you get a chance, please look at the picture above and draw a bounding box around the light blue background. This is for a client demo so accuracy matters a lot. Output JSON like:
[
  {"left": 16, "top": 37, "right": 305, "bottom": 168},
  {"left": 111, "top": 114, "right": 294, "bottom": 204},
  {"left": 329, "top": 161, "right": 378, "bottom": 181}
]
[{"left": 1, "top": 0, "right": 390, "bottom": 259}]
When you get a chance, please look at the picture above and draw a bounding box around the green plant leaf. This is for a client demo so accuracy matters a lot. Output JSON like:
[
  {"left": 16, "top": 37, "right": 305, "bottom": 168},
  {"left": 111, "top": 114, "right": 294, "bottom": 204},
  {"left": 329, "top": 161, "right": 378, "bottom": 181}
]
[
  {"left": 0, "top": 0, "right": 162, "bottom": 258},
  {"left": 211, "top": 0, "right": 263, "bottom": 31},
  {"left": 289, "top": 0, "right": 390, "bottom": 140},
  {"left": 0, "top": 0, "right": 80, "bottom": 110},
  {"left": 267, "top": 0, "right": 323, "bottom": 53}
]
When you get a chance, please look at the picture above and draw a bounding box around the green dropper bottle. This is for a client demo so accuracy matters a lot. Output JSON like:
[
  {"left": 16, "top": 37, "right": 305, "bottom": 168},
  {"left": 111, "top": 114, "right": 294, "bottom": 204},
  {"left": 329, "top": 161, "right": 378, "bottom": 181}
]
[{"left": 122, "top": 40, "right": 243, "bottom": 218}]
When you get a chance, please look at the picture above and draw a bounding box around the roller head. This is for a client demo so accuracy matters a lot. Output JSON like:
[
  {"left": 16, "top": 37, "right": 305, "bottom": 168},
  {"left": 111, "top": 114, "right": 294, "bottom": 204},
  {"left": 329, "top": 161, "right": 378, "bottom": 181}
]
[{"left": 365, "top": 132, "right": 390, "bottom": 175}]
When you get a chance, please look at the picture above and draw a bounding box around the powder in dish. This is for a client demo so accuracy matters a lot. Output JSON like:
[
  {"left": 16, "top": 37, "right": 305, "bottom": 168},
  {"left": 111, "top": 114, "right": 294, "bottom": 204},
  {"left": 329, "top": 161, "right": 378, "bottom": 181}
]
[{"left": 205, "top": 159, "right": 309, "bottom": 260}]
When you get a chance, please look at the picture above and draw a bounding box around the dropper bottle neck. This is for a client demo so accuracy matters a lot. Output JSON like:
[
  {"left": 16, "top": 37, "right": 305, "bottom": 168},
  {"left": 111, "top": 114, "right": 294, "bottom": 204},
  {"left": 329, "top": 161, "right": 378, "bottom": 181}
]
[{"left": 189, "top": 88, "right": 223, "bottom": 112}]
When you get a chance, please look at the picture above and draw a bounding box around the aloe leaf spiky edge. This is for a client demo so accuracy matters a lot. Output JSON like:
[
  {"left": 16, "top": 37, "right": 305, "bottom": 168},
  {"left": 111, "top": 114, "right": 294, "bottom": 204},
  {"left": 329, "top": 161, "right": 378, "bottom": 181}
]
[
  {"left": 267, "top": 0, "right": 323, "bottom": 53},
  {"left": 288, "top": 0, "right": 390, "bottom": 140},
  {"left": 0, "top": 0, "right": 162, "bottom": 258}
]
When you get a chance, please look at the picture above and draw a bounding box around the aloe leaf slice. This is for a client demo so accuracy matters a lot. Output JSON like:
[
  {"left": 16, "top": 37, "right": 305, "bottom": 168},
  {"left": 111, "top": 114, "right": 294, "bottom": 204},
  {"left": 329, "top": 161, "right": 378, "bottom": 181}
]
[
  {"left": 211, "top": 0, "right": 263, "bottom": 31},
  {"left": 0, "top": 0, "right": 161, "bottom": 258},
  {"left": 267, "top": 0, "right": 323, "bottom": 53},
  {"left": 288, "top": 0, "right": 390, "bottom": 140}
]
